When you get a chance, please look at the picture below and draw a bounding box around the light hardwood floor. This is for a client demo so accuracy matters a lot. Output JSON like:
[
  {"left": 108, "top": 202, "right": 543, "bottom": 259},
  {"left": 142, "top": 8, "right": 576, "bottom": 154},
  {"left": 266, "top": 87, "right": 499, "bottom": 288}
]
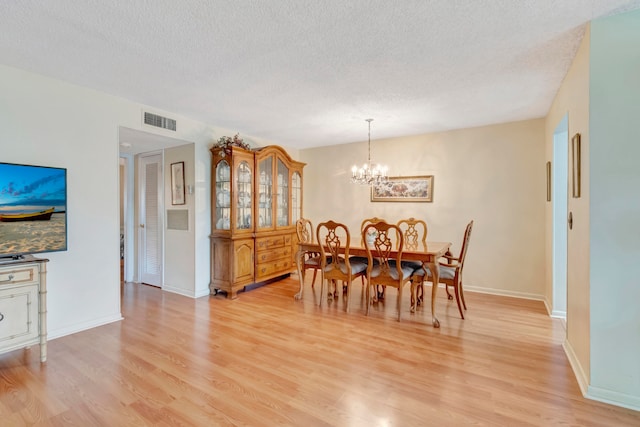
[{"left": 1, "top": 275, "right": 639, "bottom": 426}]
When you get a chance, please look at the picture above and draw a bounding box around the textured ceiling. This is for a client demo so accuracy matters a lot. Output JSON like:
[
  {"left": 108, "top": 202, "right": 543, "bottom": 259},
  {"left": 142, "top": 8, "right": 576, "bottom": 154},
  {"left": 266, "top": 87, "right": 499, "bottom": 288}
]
[{"left": 2, "top": 1, "right": 640, "bottom": 150}]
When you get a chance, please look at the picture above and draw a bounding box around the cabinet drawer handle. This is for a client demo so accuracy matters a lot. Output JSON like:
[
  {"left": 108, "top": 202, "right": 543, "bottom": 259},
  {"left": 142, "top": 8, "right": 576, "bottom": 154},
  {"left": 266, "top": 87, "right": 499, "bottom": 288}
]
[
  {"left": 0, "top": 274, "right": 14, "bottom": 283},
  {"left": 0, "top": 312, "right": 4, "bottom": 322}
]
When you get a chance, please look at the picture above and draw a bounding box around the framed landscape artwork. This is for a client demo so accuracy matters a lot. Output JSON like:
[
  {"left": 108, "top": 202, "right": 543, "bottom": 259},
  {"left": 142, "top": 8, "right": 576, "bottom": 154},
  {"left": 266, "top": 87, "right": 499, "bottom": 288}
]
[{"left": 371, "top": 175, "right": 434, "bottom": 202}]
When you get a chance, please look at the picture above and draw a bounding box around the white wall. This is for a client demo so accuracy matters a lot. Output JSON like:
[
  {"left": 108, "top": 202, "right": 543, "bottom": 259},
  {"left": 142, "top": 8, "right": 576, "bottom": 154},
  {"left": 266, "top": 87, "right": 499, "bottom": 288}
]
[
  {"left": 0, "top": 64, "right": 273, "bottom": 338},
  {"left": 164, "top": 144, "right": 198, "bottom": 297},
  {"left": 301, "top": 119, "right": 546, "bottom": 299},
  {"left": 588, "top": 10, "right": 640, "bottom": 408}
]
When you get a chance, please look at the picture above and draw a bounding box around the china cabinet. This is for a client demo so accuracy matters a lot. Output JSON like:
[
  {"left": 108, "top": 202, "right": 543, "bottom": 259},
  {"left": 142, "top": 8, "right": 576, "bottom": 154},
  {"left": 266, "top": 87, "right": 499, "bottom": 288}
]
[
  {"left": 210, "top": 145, "right": 304, "bottom": 298},
  {"left": 0, "top": 256, "right": 48, "bottom": 362}
]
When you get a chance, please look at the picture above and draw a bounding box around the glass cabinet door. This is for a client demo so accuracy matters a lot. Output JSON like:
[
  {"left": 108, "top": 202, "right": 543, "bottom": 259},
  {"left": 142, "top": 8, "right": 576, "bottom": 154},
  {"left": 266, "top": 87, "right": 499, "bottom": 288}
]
[
  {"left": 257, "top": 157, "right": 273, "bottom": 228},
  {"left": 292, "top": 171, "right": 301, "bottom": 223},
  {"left": 277, "top": 159, "right": 289, "bottom": 226},
  {"left": 236, "top": 161, "right": 252, "bottom": 230},
  {"left": 215, "top": 160, "right": 231, "bottom": 230}
]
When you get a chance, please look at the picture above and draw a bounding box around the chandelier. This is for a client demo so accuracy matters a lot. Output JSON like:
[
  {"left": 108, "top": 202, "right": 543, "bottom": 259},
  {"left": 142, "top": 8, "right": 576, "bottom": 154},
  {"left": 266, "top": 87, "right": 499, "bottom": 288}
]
[{"left": 351, "top": 118, "right": 388, "bottom": 185}]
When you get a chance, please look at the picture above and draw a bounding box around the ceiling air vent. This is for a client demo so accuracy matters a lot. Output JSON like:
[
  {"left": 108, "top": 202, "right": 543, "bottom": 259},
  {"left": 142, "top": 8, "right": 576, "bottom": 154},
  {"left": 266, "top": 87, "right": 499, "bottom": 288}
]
[{"left": 144, "top": 111, "right": 177, "bottom": 131}]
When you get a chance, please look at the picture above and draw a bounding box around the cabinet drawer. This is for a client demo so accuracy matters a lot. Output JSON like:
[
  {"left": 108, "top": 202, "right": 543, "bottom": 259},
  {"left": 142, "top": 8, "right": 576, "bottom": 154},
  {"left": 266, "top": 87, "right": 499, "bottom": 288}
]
[
  {"left": 256, "top": 235, "right": 292, "bottom": 251},
  {"left": 256, "top": 246, "right": 292, "bottom": 263},
  {"left": 256, "top": 259, "right": 293, "bottom": 279},
  {"left": 0, "top": 265, "right": 38, "bottom": 286},
  {"left": 0, "top": 284, "right": 39, "bottom": 345}
]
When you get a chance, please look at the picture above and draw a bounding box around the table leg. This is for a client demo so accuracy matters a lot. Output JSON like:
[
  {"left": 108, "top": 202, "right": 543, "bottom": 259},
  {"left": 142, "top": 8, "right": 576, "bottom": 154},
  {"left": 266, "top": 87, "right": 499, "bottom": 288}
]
[
  {"left": 425, "top": 260, "right": 441, "bottom": 328},
  {"left": 294, "top": 249, "right": 305, "bottom": 300}
]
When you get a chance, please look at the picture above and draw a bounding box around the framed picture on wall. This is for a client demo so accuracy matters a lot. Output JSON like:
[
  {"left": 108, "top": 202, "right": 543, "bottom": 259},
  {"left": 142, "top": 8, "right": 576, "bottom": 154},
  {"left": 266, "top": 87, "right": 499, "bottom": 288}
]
[
  {"left": 371, "top": 175, "right": 434, "bottom": 202},
  {"left": 571, "top": 133, "right": 581, "bottom": 198},
  {"left": 546, "top": 161, "right": 551, "bottom": 202},
  {"left": 171, "top": 161, "right": 186, "bottom": 205}
]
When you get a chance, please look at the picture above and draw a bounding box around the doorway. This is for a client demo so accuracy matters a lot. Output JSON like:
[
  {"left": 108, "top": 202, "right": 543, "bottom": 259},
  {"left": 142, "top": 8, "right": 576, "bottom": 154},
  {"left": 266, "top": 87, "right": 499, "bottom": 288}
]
[
  {"left": 118, "top": 126, "right": 191, "bottom": 290},
  {"left": 552, "top": 114, "right": 569, "bottom": 319}
]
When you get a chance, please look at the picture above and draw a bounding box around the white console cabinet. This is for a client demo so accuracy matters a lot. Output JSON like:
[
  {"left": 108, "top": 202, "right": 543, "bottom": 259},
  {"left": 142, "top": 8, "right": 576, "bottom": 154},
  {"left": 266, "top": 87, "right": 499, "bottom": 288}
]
[{"left": 0, "top": 256, "right": 48, "bottom": 362}]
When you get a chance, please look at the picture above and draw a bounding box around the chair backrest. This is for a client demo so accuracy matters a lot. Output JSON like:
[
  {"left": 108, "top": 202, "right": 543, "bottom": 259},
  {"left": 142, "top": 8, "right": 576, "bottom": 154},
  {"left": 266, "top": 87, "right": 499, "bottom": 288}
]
[
  {"left": 360, "top": 217, "right": 387, "bottom": 246},
  {"left": 296, "top": 218, "right": 314, "bottom": 244},
  {"left": 396, "top": 217, "right": 427, "bottom": 250},
  {"left": 363, "top": 221, "right": 404, "bottom": 278},
  {"left": 457, "top": 220, "right": 474, "bottom": 268},
  {"left": 317, "top": 220, "right": 354, "bottom": 277}
]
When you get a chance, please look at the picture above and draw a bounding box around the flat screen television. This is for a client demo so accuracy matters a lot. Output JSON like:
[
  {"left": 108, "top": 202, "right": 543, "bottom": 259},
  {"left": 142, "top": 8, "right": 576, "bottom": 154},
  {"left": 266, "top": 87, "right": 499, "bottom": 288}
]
[{"left": 0, "top": 162, "right": 67, "bottom": 259}]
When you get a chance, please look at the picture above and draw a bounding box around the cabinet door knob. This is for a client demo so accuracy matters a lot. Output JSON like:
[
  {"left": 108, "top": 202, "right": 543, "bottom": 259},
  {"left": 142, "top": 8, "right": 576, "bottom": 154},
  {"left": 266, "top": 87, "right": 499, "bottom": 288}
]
[{"left": 0, "top": 312, "right": 4, "bottom": 322}]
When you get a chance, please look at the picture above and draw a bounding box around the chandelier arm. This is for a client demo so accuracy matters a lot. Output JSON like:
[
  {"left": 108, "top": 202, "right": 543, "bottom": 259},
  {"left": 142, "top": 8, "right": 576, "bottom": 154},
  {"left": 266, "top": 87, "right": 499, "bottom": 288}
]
[{"left": 351, "top": 118, "right": 388, "bottom": 185}]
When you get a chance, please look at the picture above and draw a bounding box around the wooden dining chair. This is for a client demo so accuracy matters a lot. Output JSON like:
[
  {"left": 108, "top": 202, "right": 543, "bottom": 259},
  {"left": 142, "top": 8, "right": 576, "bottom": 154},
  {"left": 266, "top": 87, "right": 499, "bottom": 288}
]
[
  {"left": 354, "top": 217, "right": 387, "bottom": 296},
  {"left": 397, "top": 217, "right": 428, "bottom": 305},
  {"left": 363, "top": 221, "right": 415, "bottom": 321},
  {"left": 396, "top": 217, "right": 428, "bottom": 250},
  {"left": 316, "top": 220, "right": 367, "bottom": 312},
  {"left": 412, "top": 220, "right": 474, "bottom": 319},
  {"left": 295, "top": 218, "right": 324, "bottom": 288}
]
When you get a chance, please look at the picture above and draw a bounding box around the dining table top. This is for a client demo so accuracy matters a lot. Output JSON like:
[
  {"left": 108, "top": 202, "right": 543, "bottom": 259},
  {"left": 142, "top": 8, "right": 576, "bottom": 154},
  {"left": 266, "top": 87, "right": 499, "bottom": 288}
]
[{"left": 297, "top": 241, "right": 451, "bottom": 259}]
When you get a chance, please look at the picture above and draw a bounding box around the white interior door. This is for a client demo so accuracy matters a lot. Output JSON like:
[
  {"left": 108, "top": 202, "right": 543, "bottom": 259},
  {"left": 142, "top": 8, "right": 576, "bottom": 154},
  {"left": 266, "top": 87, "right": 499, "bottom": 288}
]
[{"left": 139, "top": 153, "right": 163, "bottom": 287}]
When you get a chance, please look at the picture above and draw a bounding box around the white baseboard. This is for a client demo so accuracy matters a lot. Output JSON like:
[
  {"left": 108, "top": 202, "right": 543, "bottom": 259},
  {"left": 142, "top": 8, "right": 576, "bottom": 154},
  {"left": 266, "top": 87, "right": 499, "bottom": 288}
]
[
  {"left": 464, "top": 285, "right": 545, "bottom": 301},
  {"left": 586, "top": 385, "right": 640, "bottom": 412},
  {"left": 562, "top": 338, "right": 589, "bottom": 396},
  {"left": 163, "top": 284, "right": 209, "bottom": 298},
  {"left": 541, "top": 298, "right": 566, "bottom": 333},
  {"left": 194, "top": 287, "right": 211, "bottom": 298},
  {"left": 48, "top": 313, "right": 123, "bottom": 340}
]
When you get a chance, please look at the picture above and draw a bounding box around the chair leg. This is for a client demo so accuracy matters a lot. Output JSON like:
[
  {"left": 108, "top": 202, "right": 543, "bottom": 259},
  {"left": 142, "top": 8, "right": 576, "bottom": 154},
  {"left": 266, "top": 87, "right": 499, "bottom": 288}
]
[
  {"left": 374, "top": 284, "right": 386, "bottom": 300},
  {"left": 328, "top": 280, "right": 336, "bottom": 300},
  {"left": 445, "top": 283, "right": 453, "bottom": 300},
  {"left": 453, "top": 282, "right": 465, "bottom": 319},
  {"left": 365, "top": 280, "right": 371, "bottom": 315},
  {"left": 413, "top": 282, "right": 424, "bottom": 305},
  {"left": 311, "top": 269, "right": 318, "bottom": 287},
  {"left": 345, "top": 280, "right": 351, "bottom": 313},
  {"left": 410, "top": 280, "right": 416, "bottom": 308},
  {"left": 319, "top": 275, "right": 325, "bottom": 308},
  {"left": 459, "top": 281, "right": 467, "bottom": 310},
  {"left": 397, "top": 286, "right": 402, "bottom": 321}
]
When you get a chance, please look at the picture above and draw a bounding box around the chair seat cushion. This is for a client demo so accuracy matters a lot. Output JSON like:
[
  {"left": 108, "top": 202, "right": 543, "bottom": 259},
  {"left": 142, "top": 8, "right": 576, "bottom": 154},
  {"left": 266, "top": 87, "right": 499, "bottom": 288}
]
[
  {"left": 305, "top": 255, "right": 331, "bottom": 267},
  {"left": 350, "top": 255, "right": 379, "bottom": 266},
  {"left": 401, "top": 260, "right": 423, "bottom": 270},
  {"left": 412, "top": 264, "right": 456, "bottom": 280},
  {"left": 370, "top": 261, "right": 414, "bottom": 281},
  {"left": 324, "top": 259, "right": 367, "bottom": 275}
]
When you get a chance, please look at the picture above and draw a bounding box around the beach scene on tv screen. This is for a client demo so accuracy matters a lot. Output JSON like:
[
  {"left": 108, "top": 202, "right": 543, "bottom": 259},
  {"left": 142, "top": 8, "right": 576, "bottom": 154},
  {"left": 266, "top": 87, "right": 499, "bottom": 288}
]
[{"left": 0, "top": 163, "right": 67, "bottom": 255}]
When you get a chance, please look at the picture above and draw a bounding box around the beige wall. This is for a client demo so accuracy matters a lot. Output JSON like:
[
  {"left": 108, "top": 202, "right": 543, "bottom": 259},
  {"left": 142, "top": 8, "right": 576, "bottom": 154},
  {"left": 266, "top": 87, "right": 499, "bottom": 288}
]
[
  {"left": 545, "top": 26, "right": 591, "bottom": 390},
  {"left": 301, "top": 119, "right": 546, "bottom": 299}
]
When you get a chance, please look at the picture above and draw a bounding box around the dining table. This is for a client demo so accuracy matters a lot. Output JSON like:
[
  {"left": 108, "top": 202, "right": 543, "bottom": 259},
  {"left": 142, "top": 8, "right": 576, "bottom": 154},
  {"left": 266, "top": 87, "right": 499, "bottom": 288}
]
[{"left": 294, "top": 241, "right": 452, "bottom": 327}]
